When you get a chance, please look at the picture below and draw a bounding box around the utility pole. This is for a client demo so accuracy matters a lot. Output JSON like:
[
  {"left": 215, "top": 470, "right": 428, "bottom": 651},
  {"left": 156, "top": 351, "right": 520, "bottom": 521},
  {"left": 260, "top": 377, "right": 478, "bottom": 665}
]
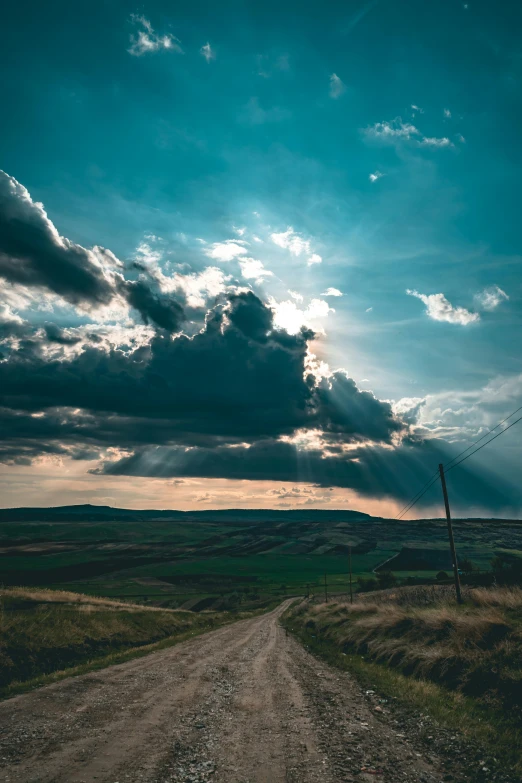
[
  {"left": 349, "top": 546, "right": 353, "bottom": 604},
  {"left": 324, "top": 573, "right": 328, "bottom": 602},
  {"left": 438, "top": 463, "right": 462, "bottom": 604}
]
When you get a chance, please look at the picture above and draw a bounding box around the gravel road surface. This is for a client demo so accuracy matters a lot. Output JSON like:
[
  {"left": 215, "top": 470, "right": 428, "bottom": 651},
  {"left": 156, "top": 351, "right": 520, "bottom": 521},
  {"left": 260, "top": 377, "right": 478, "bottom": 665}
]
[{"left": 0, "top": 602, "right": 469, "bottom": 782}]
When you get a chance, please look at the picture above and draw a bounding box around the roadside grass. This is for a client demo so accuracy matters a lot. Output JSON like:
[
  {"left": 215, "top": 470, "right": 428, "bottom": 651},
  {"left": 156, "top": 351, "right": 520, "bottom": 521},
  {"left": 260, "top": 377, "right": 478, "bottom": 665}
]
[
  {"left": 283, "top": 587, "right": 522, "bottom": 778},
  {"left": 0, "top": 586, "right": 275, "bottom": 699}
]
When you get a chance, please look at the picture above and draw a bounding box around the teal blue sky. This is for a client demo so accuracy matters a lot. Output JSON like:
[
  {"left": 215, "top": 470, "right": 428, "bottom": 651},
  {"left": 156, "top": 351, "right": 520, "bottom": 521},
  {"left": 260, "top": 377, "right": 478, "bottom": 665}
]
[{"left": 0, "top": 0, "right": 521, "bottom": 514}]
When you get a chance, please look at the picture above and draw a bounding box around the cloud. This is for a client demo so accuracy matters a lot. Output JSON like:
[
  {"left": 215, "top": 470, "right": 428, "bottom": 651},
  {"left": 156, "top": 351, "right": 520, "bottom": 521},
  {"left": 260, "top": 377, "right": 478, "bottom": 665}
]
[
  {"left": 411, "top": 104, "right": 424, "bottom": 114},
  {"left": 267, "top": 484, "right": 333, "bottom": 506},
  {"left": 121, "top": 279, "right": 185, "bottom": 332},
  {"left": 444, "top": 108, "right": 452, "bottom": 118},
  {"left": 200, "top": 42, "right": 215, "bottom": 62},
  {"left": 308, "top": 253, "right": 322, "bottom": 266},
  {"left": 161, "top": 266, "right": 228, "bottom": 309},
  {"left": 475, "top": 285, "right": 509, "bottom": 312},
  {"left": 43, "top": 323, "right": 82, "bottom": 346},
  {"left": 95, "top": 435, "right": 512, "bottom": 512},
  {"left": 270, "top": 227, "right": 321, "bottom": 265},
  {"left": 205, "top": 240, "right": 248, "bottom": 261},
  {"left": 0, "top": 291, "right": 405, "bottom": 471},
  {"left": 239, "top": 97, "right": 290, "bottom": 125},
  {"left": 0, "top": 170, "right": 224, "bottom": 332},
  {"left": 135, "top": 241, "right": 163, "bottom": 265},
  {"left": 407, "top": 372, "right": 522, "bottom": 444},
  {"left": 239, "top": 258, "right": 273, "bottom": 282},
  {"left": 365, "top": 307, "right": 373, "bottom": 312},
  {"left": 419, "top": 136, "right": 454, "bottom": 148},
  {"left": 364, "top": 117, "right": 420, "bottom": 141},
  {"left": 0, "top": 170, "right": 119, "bottom": 309},
  {"left": 364, "top": 117, "right": 454, "bottom": 149},
  {"left": 329, "top": 73, "right": 346, "bottom": 99},
  {"left": 406, "top": 289, "right": 480, "bottom": 325},
  {"left": 128, "top": 15, "right": 183, "bottom": 57},
  {"left": 369, "top": 171, "right": 384, "bottom": 182},
  {"left": 0, "top": 304, "right": 32, "bottom": 342},
  {"left": 270, "top": 297, "right": 334, "bottom": 334},
  {"left": 196, "top": 492, "right": 215, "bottom": 503},
  {"left": 288, "top": 290, "right": 303, "bottom": 303},
  {"left": 321, "top": 288, "right": 343, "bottom": 297}
]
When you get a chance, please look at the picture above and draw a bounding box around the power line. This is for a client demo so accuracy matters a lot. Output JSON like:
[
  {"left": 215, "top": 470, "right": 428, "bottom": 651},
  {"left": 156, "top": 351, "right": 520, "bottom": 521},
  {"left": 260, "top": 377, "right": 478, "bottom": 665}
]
[
  {"left": 443, "top": 404, "right": 522, "bottom": 471},
  {"left": 395, "top": 402, "right": 522, "bottom": 520},
  {"left": 395, "top": 473, "right": 441, "bottom": 520},
  {"left": 445, "top": 414, "right": 522, "bottom": 474},
  {"left": 394, "top": 469, "right": 440, "bottom": 519},
  {"left": 395, "top": 471, "right": 439, "bottom": 520}
]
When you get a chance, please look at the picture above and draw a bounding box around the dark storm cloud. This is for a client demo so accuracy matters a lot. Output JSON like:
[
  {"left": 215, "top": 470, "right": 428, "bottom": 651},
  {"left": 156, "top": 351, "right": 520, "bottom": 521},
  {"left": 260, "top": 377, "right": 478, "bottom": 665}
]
[
  {"left": 120, "top": 280, "right": 185, "bottom": 333},
  {"left": 93, "top": 437, "right": 516, "bottom": 512},
  {"left": 43, "top": 323, "right": 82, "bottom": 345},
  {"left": 0, "top": 292, "right": 402, "bottom": 448},
  {"left": 227, "top": 290, "right": 274, "bottom": 341},
  {"left": 0, "top": 172, "right": 416, "bottom": 499},
  {"left": 0, "top": 171, "right": 186, "bottom": 332},
  {"left": 0, "top": 171, "right": 115, "bottom": 307},
  {"left": 316, "top": 372, "right": 403, "bottom": 442},
  {"left": 0, "top": 313, "right": 32, "bottom": 341},
  {"left": 0, "top": 279, "right": 514, "bottom": 510}
]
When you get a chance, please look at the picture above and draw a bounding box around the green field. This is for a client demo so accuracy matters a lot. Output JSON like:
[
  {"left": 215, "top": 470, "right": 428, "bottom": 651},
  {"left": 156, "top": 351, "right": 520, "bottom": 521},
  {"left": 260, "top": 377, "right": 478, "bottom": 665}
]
[{"left": 1, "top": 506, "right": 522, "bottom": 608}]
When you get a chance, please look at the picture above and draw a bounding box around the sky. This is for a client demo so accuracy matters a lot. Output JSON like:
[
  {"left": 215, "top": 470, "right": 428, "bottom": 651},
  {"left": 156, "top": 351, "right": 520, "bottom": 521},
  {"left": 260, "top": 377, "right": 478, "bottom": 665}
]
[{"left": 0, "top": 0, "right": 521, "bottom": 516}]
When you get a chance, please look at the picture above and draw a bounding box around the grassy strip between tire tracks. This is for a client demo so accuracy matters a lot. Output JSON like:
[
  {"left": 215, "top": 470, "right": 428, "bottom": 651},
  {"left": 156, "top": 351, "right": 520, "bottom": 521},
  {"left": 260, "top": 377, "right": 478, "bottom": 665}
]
[
  {"left": 282, "top": 596, "right": 522, "bottom": 780},
  {"left": 0, "top": 586, "right": 279, "bottom": 700}
]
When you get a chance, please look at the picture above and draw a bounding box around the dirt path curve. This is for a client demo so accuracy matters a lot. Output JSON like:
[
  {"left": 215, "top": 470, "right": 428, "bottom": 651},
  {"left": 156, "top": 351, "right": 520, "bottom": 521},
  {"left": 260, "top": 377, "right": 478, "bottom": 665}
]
[{"left": 0, "top": 601, "right": 449, "bottom": 783}]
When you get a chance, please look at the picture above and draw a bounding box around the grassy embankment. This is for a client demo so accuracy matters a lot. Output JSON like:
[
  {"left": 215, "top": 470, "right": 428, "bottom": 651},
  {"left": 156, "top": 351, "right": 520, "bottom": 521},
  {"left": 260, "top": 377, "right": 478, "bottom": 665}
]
[
  {"left": 0, "top": 586, "right": 273, "bottom": 699},
  {"left": 283, "top": 586, "right": 522, "bottom": 777}
]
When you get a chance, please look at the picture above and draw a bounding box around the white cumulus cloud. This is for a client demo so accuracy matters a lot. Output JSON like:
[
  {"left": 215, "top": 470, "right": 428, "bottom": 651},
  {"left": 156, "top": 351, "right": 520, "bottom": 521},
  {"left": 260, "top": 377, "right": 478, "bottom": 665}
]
[
  {"left": 369, "top": 170, "right": 384, "bottom": 182},
  {"left": 271, "top": 297, "right": 334, "bottom": 335},
  {"left": 205, "top": 240, "right": 248, "bottom": 262},
  {"left": 135, "top": 241, "right": 163, "bottom": 265},
  {"left": 154, "top": 266, "right": 229, "bottom": 309},
  {"left": 239, "top": 258, "right": 273, "bottom": 282},
  {"left": 128, "top": 15, "right": 183, "bottom": 57},
  {"left": 407, "top": 289, "right": 479, "bottom": 326},
  {"left": 321, "top": 287, "right": 343, "bottom": 297}
]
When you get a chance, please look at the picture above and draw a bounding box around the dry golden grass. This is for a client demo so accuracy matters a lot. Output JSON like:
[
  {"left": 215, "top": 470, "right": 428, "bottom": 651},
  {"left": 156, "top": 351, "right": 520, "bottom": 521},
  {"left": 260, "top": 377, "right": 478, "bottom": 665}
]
[
  {"left": 0, "top": 586, "right": 235, "bottom": 690},
  {"left": 468, "top": 586, "right": 522, "bottom": 609},
  {"left": 285, "top": 592, "right": 522, "bottom": 779},
  {"left": 1, "top": 586, "right": 183, "bottom": 612},
  {"left": 290, "top": 586, "right": 522, "bottom": 710}
]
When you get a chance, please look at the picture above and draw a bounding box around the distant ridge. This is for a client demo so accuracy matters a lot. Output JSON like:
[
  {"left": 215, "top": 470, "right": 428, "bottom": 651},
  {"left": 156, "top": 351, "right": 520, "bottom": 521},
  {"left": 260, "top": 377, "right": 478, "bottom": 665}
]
[
  {"left": 0, "top": 504, "right": 519, "bottom": 524},
  {"left": 0, "top": 504, "right": 374, "bottom": 524}
]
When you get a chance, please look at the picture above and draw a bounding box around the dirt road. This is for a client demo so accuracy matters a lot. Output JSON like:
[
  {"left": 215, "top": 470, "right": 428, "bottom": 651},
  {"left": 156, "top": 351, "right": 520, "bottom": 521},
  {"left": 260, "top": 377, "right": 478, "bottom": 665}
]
[{"left": 0, "top": 602, "right": 462, "bottom": 782}]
